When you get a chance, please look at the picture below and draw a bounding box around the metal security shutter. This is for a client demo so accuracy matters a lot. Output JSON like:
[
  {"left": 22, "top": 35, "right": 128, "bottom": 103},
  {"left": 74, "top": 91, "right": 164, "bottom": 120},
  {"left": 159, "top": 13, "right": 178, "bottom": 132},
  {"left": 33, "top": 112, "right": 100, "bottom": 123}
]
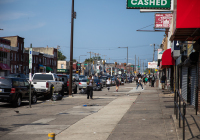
[
  {"left": 190, "top": 66, "right": 197, "bottom": 106},
  {"left": 182, "top": 67, "right": 188, "bottom": 102}
]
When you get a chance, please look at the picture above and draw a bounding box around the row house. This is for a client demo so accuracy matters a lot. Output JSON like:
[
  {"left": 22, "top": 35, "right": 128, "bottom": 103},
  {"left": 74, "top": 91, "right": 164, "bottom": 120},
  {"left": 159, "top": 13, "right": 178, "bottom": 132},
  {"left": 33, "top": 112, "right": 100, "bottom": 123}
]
[{"left": 1, "top": 36, "right": 58, "bottom": 76}]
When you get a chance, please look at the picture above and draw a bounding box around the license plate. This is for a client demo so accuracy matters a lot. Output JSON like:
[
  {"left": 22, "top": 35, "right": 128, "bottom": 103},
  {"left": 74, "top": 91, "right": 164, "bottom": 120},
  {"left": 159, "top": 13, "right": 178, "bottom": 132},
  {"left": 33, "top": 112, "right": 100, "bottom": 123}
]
[
  {"left": 83, "top": 87, "right": 86, "bottom": 88},
  {"left": 0, "top": 89, "right": 2, "bottom": 92}
]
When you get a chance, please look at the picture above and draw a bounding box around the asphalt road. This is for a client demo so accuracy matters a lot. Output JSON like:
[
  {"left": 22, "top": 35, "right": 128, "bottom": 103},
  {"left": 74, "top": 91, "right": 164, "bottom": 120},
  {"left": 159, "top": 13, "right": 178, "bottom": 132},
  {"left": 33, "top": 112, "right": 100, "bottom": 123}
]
[{"left": 0, "top": 83, "right": 133, "bottom": 140}]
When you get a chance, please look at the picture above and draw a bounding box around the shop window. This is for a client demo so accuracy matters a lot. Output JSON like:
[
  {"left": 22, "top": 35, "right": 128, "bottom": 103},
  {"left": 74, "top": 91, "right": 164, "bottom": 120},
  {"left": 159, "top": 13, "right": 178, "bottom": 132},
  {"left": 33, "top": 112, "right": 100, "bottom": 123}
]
[
  {"left": 14, "top": 65, "right": 16, "bottom": 73},
  {"left": 61, "top": 64, "right": 64, "bottom": 69},
  {"left": 14, "top": 53, "right": 16, "bottom": 61}
]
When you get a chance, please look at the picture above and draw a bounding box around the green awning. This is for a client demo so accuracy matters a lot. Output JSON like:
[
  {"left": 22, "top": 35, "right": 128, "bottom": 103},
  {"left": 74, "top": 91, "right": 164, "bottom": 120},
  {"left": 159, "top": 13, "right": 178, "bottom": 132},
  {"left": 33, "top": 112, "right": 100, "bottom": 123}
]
[{"left": 46, "top": 67, "right": 53, "bottom": 71}]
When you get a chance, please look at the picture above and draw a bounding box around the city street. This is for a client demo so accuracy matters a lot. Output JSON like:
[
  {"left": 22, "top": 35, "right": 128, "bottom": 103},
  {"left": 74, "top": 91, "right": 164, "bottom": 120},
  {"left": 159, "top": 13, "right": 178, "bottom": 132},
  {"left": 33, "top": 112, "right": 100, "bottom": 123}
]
[{"left": 0, "top": 82, "right": 178, "bottom": 140}]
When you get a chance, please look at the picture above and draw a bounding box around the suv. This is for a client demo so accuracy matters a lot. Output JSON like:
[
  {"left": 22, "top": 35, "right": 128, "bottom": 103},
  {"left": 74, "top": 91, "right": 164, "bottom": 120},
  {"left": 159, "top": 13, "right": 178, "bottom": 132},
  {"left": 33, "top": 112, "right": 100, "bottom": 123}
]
[
  {"left": 57, "top": 74, "right": 77, "bottom": 94},
  {"left": 0, "top": 77, "right": 37, "bottom": 107}
]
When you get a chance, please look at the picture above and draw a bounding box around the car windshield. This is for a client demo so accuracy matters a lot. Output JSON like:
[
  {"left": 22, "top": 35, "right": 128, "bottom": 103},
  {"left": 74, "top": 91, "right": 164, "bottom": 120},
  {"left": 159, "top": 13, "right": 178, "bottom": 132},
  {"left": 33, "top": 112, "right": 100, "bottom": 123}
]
[
  {"left": 33, "top": 74, "right": 53, "bottom": 80},
  {"left": 80, "top": 79, "right": 87, "bottom": 82},
  {"left": 0, "top": 77, "right": 12, "bottom": 87}
]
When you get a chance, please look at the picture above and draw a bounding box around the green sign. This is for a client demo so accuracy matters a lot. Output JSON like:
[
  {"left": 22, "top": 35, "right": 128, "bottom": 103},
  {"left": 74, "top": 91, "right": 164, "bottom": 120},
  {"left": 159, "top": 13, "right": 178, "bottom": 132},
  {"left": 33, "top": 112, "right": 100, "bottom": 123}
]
[
  {"left": 84, "top": 64, "right": 88, "bottom": 65},
  {"left": 77, "top": 64, "right": 80, "bottom": 66},
  {"left": 126, "top": 0, "right": 171, "bottom": 9},
  {"left": 57, "top": 69, "right": 67, "bottom": 73},
  {"left": 131, "top": 65, "right": 134, "bottom": 67}
]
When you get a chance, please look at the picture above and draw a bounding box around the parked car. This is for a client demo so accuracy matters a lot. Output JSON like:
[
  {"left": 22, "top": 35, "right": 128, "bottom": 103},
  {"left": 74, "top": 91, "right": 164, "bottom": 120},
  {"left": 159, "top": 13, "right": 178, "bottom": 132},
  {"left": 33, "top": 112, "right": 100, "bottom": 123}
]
[
  {"left": 100, "top": 76, "right": 108, "bottom": 87},
  {"left": 93, "top": 79, "right": 102, "bottom": 91},
  {"left": 79, "top": 79, "right": 88, "bottom": 90},
  {"left": 57, "top": 74, "right": 77, "bottom": 94},
  {"left": 7, "top": 73, "right": 26, "bottom": 79},
  {"left": 111, "top": 77, "right": 116, "bottom": 86},
  {"left": 32, "top": 73, "right": 64, "bottom": 99},
  {"left": 0, "top": 77, "right": 37, "bottom": 107}
]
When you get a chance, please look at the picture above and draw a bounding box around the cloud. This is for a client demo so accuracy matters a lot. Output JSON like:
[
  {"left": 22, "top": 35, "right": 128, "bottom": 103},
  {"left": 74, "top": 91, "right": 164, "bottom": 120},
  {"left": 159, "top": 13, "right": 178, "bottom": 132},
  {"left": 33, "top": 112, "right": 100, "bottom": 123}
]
[
  {"left": 0, "top": 12, "right": 33, "bottom": 21},
  {"left": 1, "top": 22, "right": 46, "bottom": 32}
]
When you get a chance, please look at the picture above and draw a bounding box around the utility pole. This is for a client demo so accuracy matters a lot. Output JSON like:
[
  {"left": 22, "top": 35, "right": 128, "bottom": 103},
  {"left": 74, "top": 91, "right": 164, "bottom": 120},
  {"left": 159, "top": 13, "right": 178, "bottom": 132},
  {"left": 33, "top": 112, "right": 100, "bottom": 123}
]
[
  {"left": 138, "top": 57, "right": 139, "bottom": 72},
  {"left": 87, "top": 51, "right": 92, "bottom": 59},
  {"left": 143, "top": 61, "right": 144, "bottom": 74},
  {"left": 135, "top": 55, "right": 136, "bottom": 73},
  {"left": 153, "top": 44, "right": 155, "bottom": 61},
  {"left": 87, "top": 51, "right": 92, "bottom": 75},
  {"left": 109, "top": 58, "right": 110, "bottom": 63},
  {"left": 69, "top": 0, "right": 76, "bottom": 97}
]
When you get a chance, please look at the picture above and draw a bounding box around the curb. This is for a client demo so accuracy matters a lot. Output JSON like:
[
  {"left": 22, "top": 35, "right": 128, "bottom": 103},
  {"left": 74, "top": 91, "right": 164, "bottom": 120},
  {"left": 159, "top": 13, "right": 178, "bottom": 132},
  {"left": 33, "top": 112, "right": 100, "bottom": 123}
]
[{"left": 172, "top": 114, "right": 180, "bottom": 140}]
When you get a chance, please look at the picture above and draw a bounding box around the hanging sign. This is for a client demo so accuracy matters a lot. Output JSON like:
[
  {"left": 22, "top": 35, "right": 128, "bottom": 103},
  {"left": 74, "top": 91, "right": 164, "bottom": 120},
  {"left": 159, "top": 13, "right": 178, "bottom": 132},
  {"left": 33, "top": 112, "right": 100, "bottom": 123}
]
[{"left": 126, "top": 0, "right": 171, "bottom": 9}]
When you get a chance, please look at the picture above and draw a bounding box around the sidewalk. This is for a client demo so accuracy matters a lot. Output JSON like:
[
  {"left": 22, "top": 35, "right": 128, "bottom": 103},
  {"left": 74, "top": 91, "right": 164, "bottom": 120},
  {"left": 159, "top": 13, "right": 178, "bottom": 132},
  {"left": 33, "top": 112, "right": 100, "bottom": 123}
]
[{"left": 56, "top": 83, "right": 179, "bottom": 140}]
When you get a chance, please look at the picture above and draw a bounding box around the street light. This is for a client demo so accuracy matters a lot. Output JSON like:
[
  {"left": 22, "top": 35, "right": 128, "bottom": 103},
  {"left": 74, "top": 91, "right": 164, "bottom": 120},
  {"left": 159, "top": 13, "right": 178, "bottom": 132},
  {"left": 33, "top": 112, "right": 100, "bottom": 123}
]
[{"left": 118, "top": 47, "right": 128, "bottom": 82}]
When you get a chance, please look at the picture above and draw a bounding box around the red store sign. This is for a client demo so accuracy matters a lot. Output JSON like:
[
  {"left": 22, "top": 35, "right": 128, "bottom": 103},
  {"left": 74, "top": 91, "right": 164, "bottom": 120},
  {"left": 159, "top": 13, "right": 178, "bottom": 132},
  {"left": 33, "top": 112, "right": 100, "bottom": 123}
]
[{"left": 155, "top": 13, "right": 173, "bottom": 29}]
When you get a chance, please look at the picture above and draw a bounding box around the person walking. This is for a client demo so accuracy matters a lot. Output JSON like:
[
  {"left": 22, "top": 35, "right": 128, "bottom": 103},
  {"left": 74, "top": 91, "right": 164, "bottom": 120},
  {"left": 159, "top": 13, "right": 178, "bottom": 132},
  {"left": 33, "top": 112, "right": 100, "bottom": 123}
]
[
  {"left": 106, "top": 77, "right": 111, "bottom": 91},
  {"left": 136, "top": 74, "right": 144, "bottom": 90},
  {"left": 161, "top": 74, "right": 166, "bottom": 90},
  {"left": 87, "top": 75, "right": 93, "bottom": 99},
  {"left": 151, "top": 75, "right": 155, "bottom": 87},
  {"left": 116, "top": 77, "right": 120, "bottom": 92}
]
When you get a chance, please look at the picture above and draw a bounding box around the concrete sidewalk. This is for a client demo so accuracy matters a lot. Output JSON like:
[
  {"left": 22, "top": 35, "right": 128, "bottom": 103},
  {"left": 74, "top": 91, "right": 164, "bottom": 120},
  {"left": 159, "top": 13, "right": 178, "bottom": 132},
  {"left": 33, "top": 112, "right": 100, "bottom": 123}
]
[{"left": 56, "top": 84, "right": 179, "bottom": 140}]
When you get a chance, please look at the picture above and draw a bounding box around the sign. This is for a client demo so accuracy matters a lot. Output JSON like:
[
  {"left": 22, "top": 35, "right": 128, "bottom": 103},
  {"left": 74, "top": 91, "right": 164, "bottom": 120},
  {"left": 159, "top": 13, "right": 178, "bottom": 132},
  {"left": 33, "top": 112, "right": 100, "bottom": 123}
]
[
  {"left": 0, "top": 44, "right": 10, "bottom": 52},
  {"left": 77, "top": 64, "right": 80, "bottom": 66},
  {"left": 148, "top": 61, "right": 158, "bottom": 69},
  {"left": 29, "top": 48, "right": 32, "bottom": 69},
  {"left": 126, "top": 0, "right": 171, "bottom": 9},
  {"left": 84, "top": 64, "right": 87, "bottom": 65},
  {"left": 155, "top": 13, "right": 173, "bottom": 28},
  {"left": 157, "top": 49, "right": 163, "bottom": 59}
]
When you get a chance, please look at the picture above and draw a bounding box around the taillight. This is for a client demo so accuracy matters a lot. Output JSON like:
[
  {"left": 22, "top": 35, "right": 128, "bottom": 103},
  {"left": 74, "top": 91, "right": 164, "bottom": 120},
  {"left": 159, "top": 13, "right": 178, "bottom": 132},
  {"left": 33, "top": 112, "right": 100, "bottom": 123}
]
[
  {"left": 67, "top": 81, "right": 69, "bottom": 87},
  {"left": 79, "top": 82, "right": 81, "bottom": 85},
  {"left": 11, "top": 88, "right": 15, "bottom": 93},
  {"left": 98, "top": 83, "right": 99, "bottom": 84},
  {"left": 46, "top": 82, "right": 49, "bottom": 88}
]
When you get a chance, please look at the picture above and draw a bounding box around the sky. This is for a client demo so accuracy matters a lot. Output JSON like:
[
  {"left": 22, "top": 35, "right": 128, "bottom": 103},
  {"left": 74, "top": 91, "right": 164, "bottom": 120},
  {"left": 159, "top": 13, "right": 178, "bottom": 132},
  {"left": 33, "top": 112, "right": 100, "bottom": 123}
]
[{"left": 0, "top": 0, "right": 165, "bottom": 67}]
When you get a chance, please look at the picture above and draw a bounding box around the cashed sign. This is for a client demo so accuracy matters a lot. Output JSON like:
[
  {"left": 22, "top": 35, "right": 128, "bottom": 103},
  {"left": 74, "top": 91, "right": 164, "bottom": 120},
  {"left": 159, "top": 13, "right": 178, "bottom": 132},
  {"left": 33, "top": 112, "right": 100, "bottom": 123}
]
[
  {"left": 155, "top": 13, "right": 173, "bottom": 28},
  {"left": 0, "top": 44, "right": 10, "bottom": 52},
  {"left": 127, "top": 0, "right": 171, "bottom": 9}
]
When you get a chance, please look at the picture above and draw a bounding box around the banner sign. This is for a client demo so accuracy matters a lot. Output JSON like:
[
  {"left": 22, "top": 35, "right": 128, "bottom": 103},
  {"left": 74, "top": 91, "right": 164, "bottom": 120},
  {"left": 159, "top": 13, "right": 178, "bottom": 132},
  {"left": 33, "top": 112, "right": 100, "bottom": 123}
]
[
  {"left": 0, "top": 44, "right": 10, "bottom": 52},
  {"left": 157, "top": 49, "right": 163, "bottom": 59},
  {"left": 127, "top": 0, "right": 171, "bottom": 9},
  {"left": 148, "top": 62, "right": 158, "bottom": 69},
  {"left": 155, "top": 13, "right": 173, "bottom": 28}
]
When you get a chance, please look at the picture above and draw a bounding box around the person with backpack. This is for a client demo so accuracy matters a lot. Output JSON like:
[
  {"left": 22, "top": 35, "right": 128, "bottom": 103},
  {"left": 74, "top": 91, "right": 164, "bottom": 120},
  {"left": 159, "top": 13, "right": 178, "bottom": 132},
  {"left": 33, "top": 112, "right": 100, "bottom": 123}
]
[
  {"left": 151, "top": 75, "right": 155, "bottom": 87},
  {"left": 136, "top": 74, "right": 144, "bottom": 90}
]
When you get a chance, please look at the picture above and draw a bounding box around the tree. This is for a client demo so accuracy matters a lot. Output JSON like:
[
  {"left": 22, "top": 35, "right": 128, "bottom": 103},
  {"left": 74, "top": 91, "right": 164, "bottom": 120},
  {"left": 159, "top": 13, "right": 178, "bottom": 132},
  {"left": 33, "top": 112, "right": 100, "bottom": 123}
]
[
  {"left": 84, "top": 56, "right": 102, "bottom": 63},
  {"left": 73, "top": 59, "right": 77, "bottom": 62},
  {"left": 58, "top": 50, "right": 67, "bottom": 60}
]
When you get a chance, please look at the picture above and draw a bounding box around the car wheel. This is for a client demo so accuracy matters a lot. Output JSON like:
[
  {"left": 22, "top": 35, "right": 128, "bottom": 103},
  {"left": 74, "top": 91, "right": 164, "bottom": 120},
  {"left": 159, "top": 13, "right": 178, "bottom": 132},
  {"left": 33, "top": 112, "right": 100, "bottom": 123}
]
[
  {"left": 74, "top": 86, "right": 77, "bottom": 94},
  {"left": 13, "top": 95, "right": 22, "bottom": 107},
  {"left": 31, "top": 93, "right": 37, "bottom": 104},
  {"left": 45, "top": 86, "right": 53, "bottom": 100}
]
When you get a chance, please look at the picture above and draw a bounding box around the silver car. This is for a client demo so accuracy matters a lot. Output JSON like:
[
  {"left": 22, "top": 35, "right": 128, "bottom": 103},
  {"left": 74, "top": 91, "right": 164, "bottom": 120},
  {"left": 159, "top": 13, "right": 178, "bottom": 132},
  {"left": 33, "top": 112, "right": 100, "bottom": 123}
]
[{"left": 79, "top": 79, "right": 87, "bottom": 90}]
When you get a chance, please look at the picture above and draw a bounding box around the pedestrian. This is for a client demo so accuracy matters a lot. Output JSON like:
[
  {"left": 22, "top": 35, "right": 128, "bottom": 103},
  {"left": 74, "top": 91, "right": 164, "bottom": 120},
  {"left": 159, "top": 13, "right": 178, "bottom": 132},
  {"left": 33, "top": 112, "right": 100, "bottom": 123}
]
[
  {"left": 106, "top": 77, "right": 111, "bottom": 91},
  {"left": 136, "top": 73, "right": 144, "bottom": 90},
  {"left": 136, "top": 77, "right": 144, "bottom": 90},
  {"left": 87, "top": 75, "right": 93, "bottom": 99},
  {"left": 145, "top": 77, "right": 148, "bottom": 85},
  {"left": 116, "top": 77, "right": 120, "bottom": 92},
  {"left": 161, "top": 74, "right": 166, "bottom": 90},
  {"left": 151, "top": 75, "right": 155, "bottom": 87}
]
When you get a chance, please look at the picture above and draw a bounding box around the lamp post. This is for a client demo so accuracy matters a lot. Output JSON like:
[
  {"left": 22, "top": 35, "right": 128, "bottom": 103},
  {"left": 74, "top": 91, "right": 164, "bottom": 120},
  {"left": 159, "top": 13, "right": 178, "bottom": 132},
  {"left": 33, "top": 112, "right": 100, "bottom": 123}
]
[
  {"left": 69, "top": 0, "right": 76, "bottom": 97},
  {"left": 118, "top": 47, "right": 128, "bottom": 82}
]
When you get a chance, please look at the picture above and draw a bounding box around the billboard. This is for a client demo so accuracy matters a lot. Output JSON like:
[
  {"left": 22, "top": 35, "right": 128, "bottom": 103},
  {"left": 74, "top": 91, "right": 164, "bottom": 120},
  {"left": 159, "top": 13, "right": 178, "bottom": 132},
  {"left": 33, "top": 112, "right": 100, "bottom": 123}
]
[
  {"left": 127, "top": 0, "right": 171, "bottom": 9},
  {"left": 155, "top": 13, "right": 173, "bottom": 28},
  {"left": 148, "top": 62, "right": 158, "bottom": 69}
]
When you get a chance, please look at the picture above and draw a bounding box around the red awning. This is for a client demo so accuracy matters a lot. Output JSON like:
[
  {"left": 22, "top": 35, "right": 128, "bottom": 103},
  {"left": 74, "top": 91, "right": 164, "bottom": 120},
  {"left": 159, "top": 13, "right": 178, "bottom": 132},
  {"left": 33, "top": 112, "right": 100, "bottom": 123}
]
[
  {"left": 0, "top": 63, "right": 11, "bottom": 70},
  {"left": 160, "top": 48, "right": 175, "bottom": 68}
]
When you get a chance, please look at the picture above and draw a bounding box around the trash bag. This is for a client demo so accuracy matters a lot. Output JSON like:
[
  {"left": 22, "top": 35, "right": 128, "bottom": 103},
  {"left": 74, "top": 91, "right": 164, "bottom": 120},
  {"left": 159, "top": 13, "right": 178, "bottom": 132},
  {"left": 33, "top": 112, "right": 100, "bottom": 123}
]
[{"left": 52, "top": 93, "right": 63, "bottom": 101}]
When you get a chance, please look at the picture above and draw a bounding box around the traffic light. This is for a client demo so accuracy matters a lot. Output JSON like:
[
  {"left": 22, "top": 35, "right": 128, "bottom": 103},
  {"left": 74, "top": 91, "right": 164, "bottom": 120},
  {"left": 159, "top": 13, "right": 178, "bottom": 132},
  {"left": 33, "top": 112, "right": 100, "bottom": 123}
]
[
  {"left": 93, "top": 61, "right": 94, "bottom": 64},
  {"left": 124, "top": 63, "right": 126, "bottom": 66},
  {"left": 115, "top": 62, "right": 117, "bottom": 66},
  {"left": 103, "top": 61, "right": 105, "bottom": 64}
]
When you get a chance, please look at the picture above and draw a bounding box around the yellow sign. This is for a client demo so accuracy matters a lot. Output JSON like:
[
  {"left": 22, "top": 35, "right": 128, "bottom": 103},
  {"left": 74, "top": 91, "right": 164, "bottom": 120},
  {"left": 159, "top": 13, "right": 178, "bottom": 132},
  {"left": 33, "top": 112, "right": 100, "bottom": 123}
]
[
  {"left": 134, "top": 71, "right": 136, "bottom": 73},
  {"left": 155, "top": 69, "right": 158, "bottom": 71},
  {"left": 76, "top": 71, "right": 79, "bottom": 73},
  {"left": 148, "top": 70, "right": 150, "bottom": 74}
]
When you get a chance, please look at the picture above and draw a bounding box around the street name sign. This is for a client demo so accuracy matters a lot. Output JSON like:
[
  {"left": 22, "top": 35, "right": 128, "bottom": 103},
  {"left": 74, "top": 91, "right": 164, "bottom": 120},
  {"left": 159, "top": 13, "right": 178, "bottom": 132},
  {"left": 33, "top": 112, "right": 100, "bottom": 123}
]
[
  {"left": 29, "top": 48, "right": 32, "bottom": 69},
  {"left": 127, "top": 0, "right": 171, "bottom": 9}
]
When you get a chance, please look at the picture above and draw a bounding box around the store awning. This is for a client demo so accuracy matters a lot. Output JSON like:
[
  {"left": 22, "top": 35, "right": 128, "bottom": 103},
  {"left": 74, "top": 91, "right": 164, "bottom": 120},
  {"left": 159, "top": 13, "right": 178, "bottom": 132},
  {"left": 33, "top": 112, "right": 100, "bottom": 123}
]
[
  {"left": 160, "top": 48, "right": 175, "bottom": 68},
  {"left": 46, "top": 67, "right": 53, "bottom": 71},
  {"left": 38, "top": 64, "right": 44, "bottom": 69},
  {"left": 0, "top": 63, "right": 11, "bottom": 70}
]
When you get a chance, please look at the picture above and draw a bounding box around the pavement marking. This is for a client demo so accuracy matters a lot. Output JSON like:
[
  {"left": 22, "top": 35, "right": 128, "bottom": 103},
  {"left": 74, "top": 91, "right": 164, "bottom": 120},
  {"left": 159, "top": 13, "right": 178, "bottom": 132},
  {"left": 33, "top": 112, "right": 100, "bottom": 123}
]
[
  {"left": 56, "top": 95, "right": 138, "bottom": 140},
  {"left": 9, "top": 125, "right": 70, "bottom": 135},
  {"left": 32, "top": 118, "right": 56, "bottom": 124}
]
